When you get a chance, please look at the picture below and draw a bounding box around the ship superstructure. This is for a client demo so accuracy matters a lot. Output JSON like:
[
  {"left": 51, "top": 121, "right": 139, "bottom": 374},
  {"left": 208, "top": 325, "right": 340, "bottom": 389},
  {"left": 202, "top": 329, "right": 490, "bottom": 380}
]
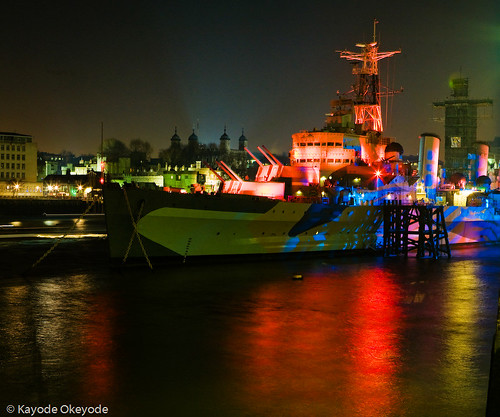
[{"left": 290, "top": 20, "right": 401, "bottom": 177}]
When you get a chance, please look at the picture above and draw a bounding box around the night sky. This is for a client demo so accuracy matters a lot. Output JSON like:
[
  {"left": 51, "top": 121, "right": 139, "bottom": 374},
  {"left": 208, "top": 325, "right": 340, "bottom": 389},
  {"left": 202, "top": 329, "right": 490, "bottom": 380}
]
[{"left": 1, "top": 0, "right": 498, "bottom": 157}]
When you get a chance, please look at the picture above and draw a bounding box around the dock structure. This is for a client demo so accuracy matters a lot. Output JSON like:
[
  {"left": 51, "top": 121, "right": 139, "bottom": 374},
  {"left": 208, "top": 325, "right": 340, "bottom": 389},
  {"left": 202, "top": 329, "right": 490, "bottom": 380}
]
[{"left": 382, "top": 202, "right": 451, "bottom": 259}]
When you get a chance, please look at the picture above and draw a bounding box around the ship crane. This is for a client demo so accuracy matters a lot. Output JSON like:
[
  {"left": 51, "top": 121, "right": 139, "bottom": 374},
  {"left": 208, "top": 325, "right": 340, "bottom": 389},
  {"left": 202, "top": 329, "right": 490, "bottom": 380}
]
[{"left": 336, "top": 19, "right": 401, "bottom": 133}]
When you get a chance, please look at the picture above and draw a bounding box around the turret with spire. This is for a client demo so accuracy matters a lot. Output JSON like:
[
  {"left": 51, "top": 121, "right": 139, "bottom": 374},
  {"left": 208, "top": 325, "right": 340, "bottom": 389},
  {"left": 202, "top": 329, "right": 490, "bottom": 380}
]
[
  {"left": 170, "top": 127, "right": 181, "bottom": 148},
  {"left": 238, "top": 129, "right": 248, "bottom": 151},
  {"left": 219, "top": 126, "right": 231, "bottom": 153}
]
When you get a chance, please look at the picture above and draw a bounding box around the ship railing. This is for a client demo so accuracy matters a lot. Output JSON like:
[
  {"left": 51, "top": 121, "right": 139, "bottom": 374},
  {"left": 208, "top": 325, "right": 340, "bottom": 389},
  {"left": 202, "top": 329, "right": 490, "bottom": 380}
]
[{"left": 287, "top": 195, "right": 325, "bottom": 204}]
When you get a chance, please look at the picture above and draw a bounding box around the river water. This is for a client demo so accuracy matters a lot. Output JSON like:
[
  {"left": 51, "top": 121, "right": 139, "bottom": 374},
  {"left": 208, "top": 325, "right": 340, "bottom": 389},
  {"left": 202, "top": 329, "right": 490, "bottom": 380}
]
[{"left": 0, "top": 218, "right": 499, "bottom": 416}]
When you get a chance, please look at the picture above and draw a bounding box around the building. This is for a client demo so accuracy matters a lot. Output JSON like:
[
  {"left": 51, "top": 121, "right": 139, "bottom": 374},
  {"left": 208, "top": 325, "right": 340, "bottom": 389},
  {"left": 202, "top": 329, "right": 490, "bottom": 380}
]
[
  {"left": 0, "top": 132, "right": 38, "bottom": 182},
  {"left": 433, "top": 77, "right": 493, "bottom": 181}
]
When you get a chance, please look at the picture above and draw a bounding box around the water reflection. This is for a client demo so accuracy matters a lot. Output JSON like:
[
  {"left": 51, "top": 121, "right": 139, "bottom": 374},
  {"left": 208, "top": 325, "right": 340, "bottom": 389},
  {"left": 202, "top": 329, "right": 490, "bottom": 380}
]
[
  {"left": 347, "top": 268, "right": 403, "bottom": 416},
  {"left": 440, "top": 261, "right": 489, "bottom": 414},
  {"left": 0, "top": 276, "right": 119, "bottom": 406},
  {"left": 0, "top": 246, "right": 499, "bottom": 417},
  {"left": 80, "top": 293, "right": 118, "bottom": 401},
  {"left": 218, "top": 264, "right": 403, "bottom": 416}
]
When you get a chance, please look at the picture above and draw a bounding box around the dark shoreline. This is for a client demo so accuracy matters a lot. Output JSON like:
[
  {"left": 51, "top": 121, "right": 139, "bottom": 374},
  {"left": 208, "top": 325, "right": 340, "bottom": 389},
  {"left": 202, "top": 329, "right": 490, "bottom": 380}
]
[{"left": 0, "top": 197, "right": 103, "bottom": 216}]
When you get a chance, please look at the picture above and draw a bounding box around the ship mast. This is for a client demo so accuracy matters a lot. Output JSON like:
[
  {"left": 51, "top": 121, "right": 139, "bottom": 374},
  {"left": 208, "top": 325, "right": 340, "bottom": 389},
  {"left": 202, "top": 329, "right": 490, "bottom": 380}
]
[{"left": 337, "top": 20, "right": 400, "bottom": 133}]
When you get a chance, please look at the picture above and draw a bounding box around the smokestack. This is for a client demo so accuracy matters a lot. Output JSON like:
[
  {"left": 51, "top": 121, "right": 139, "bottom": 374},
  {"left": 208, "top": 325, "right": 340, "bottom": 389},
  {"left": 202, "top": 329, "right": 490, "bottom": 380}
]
[
  {"left": 475, "top": 142, "right": 489, "bottom": 179},
  {"left": 418, "top": 133, "right": 441, "bottom": 201}
]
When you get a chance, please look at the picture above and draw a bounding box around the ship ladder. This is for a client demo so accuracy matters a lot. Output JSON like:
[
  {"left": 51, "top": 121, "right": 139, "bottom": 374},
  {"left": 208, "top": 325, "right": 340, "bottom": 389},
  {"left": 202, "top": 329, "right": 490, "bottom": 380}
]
[{"left": 122, "top": 189, "right": 153, "bottom": 269}]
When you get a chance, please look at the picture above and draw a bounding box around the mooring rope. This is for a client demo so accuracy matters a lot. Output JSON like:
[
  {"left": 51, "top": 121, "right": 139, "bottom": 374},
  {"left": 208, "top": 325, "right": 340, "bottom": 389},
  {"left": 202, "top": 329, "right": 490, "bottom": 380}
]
[
  {"left": 122, "top": 189, "right": 153, "bottom": 270},
  {"left": 29, "top": 199, "right": 97, "bottom": 271}
]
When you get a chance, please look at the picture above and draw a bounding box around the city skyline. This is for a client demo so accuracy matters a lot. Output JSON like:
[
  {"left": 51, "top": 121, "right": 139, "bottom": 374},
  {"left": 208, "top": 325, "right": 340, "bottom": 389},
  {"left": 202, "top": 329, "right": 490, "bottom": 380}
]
[{"left": 0, "top": 0, "right": 498, "bottom": 157}]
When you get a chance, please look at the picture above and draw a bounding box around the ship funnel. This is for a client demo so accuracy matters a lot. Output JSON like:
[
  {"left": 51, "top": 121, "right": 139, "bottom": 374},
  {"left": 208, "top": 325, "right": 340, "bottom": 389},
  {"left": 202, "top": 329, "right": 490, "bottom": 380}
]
[
  {"left": 418, "top": 133, "right": 440, "bottom": 201},
  {"left": 475, "top": 142, "right": 489, "bottom": 179}
]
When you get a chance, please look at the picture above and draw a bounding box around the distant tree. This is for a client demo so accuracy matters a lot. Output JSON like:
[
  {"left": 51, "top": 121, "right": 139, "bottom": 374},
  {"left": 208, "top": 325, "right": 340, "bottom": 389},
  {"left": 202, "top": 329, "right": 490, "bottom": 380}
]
[
  {"left": 199, "top": 143, "right": 219, "bottom": 165},
  {"left": 60, "top": 149, "right": 75, "bottom": 164},
  {"left": 159, "top": 146, "right": 182, "bottom": 167},
  {"left": 103, "top": 138, "right": 129, "bottom": 162},
  {"left": 129, "top": 138, "right": 153, "bottom": 172},
  {"left": 129, "top": 139, "right": 153, "bottom": 158}
]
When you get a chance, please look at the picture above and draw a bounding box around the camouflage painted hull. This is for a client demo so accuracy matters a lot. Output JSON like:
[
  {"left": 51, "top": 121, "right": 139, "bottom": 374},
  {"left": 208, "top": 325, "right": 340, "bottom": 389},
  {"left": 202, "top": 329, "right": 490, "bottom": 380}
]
[{"left": 103, "top": 188, "right": 383, "bottom": 261}]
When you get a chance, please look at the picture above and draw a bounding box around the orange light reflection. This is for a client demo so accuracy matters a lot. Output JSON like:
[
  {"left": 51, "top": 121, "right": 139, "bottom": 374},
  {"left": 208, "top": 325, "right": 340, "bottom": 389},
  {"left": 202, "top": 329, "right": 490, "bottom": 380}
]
[{"left": 230, "top": 268, "right": 403, "bottom": 416}]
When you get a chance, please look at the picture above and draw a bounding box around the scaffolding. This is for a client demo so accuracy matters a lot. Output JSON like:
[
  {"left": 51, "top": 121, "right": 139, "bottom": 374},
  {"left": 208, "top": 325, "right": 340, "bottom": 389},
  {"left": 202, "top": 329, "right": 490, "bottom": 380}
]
[{"left": 433, "top": 77, "right": 493, "bottom": 179}]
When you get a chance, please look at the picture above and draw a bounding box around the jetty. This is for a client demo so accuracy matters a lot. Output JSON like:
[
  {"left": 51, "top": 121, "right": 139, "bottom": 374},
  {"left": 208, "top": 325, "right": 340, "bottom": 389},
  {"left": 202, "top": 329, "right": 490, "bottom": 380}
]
[{"left": 382, "top": 201, "right": 451, "bottom": 259}]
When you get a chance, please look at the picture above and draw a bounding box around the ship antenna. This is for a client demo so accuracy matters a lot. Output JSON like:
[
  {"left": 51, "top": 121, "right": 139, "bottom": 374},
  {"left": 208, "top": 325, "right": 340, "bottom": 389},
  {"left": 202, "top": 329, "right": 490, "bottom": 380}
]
[{"left": 373, "top": 18, "right": 379, "bottom": 43}]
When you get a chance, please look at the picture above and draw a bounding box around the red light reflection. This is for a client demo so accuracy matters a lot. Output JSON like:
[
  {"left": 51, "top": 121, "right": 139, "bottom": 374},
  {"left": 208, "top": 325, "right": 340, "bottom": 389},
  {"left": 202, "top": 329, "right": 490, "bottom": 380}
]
[
  {"left": 80, "top": 294, "right": 118, "bottom": 400},
  {"left": 346, "top": 267, "right": 403, "bottom": 416},
  {"left": 226, "top": 268, "right": 403, "bottom": 415}
]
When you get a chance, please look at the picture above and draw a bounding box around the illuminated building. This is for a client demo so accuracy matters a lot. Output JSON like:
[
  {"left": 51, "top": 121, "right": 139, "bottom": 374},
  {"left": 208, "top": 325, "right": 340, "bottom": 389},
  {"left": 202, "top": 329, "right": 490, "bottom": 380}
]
[
  {"left": 433, "top": 77, "right": 493, "bottom": 181},
  {"left": 0, "top": 132, "right": 38, "bottom": 182}
]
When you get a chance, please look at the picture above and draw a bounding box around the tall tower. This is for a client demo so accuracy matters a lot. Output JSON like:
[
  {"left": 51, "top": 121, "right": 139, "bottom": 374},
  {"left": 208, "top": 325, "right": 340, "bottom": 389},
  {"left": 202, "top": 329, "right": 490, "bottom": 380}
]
[
  {"left": 433, "top": 77, "right": 493, "bottom": 180},
  {"left": 238, "top": 129, "right": 248, "bottom": 151},
  {"left": 170, "top": 127, "right": 181, "bottom": 148},
  {"left": 219, "top": 126, "right": 231, "bottom": 153},
  {"left": 335, "top": 19, "right": 401, "bottom": 133}
]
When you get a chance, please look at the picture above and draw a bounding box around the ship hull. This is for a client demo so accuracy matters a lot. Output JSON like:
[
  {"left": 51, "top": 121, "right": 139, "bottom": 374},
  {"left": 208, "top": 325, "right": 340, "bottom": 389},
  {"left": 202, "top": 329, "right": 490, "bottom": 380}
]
[
  {"left": 103, "top": 188, "right": 500, "bottom": 263},
  {"left": 391, "top": 205, "right": 500, "bottom": 247},
  {"left": 103, "top": 188, "right": 383, "bottom": 262},
  {"left": 443, "top": 206, "right": 500, "bottom": 244}
]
